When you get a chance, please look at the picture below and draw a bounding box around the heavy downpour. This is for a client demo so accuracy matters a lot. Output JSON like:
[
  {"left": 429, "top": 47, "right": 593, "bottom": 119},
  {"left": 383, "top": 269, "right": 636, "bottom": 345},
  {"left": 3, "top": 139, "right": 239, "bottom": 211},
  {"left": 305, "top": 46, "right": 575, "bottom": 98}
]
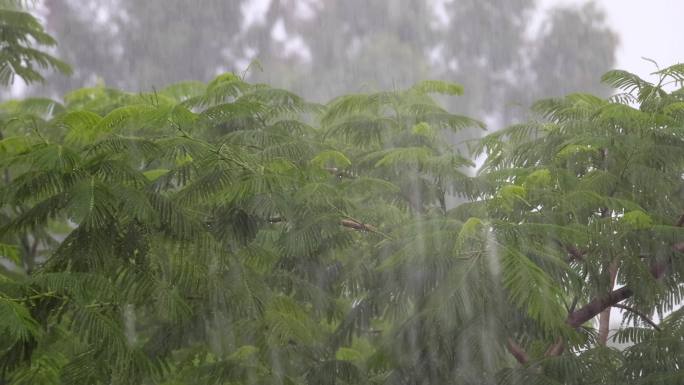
[{"left": 0, "top": 1, "right": 683, "bottom": 384}]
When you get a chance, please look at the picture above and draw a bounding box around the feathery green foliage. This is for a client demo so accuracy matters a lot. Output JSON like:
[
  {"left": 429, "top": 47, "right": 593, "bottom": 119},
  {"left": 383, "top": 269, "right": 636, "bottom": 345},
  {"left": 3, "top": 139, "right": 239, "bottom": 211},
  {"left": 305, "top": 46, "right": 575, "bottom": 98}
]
[
  {"left": 0, "top": 2, "right": 70, "bottom": 86},
  {"left": 1, "top": 60, "right": 684, "bottom": 385}
]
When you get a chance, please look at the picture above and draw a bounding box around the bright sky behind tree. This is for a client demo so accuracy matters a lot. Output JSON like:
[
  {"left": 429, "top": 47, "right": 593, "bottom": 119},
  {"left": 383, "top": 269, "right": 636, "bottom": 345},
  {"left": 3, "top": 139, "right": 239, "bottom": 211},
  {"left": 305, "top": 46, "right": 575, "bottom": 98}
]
[{"left": 538, "top": 0, "right": 682, "bottom": 80}]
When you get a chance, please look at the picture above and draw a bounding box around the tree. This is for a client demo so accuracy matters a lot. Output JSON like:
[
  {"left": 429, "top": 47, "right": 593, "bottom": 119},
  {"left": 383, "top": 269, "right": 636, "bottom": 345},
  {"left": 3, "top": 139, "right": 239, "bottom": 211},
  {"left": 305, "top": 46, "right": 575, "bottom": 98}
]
[
  {"left": 36, "top": 0, "right": 617, "bottom": 120},
  {"left": 245, "top": 0, "right": 618, "bottom": 121},
  {"left": 523, "top": 2, "right": 618, "bottom": 101},
  {"left": 474, "top": 63, "right": 684, "bottom": 383},
  {"left": 243, "top": 0, "right": 437, "bottom": 102},
  {"left": 0, "top": 0, "right": 69, "bottom": 291},
  {"left": 39, "top": 0, "right": 243, "bottom": 92},
  {"left": 2, "top": 60, "right": 684, "bottom": 385},
  {"left": 439, "top": 0, "right": 619, "bottom": 124},
  {"left": 0, "top": 0, "right": 69, "bottom": 86}
]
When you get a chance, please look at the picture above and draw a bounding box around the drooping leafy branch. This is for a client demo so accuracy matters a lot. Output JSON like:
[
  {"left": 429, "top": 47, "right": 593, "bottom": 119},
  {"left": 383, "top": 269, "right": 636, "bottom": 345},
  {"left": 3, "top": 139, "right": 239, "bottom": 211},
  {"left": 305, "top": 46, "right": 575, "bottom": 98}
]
[{"left": 0, "top": 1, "right": 70, "bottom": 86}]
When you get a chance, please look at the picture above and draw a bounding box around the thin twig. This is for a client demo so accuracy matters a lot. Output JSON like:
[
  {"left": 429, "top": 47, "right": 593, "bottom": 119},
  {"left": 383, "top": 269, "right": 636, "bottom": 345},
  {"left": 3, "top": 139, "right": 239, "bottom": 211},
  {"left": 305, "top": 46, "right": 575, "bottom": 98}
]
[{"left": 612, "top": 303, "right": 661, "bottom": 331}]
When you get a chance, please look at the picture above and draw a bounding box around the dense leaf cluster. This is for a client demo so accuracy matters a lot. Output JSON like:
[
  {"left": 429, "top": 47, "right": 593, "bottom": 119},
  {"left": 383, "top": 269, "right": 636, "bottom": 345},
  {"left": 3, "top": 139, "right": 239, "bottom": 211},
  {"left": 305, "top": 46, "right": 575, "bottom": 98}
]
[{"left": 1, "top": 65, "right": 684, "bottom": 385}]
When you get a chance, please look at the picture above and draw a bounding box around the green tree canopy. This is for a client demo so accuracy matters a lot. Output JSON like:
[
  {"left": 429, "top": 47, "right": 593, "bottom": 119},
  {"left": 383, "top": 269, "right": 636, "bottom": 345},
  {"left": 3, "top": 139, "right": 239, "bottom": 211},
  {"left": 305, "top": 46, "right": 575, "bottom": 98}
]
[{"left": 1, "top": 60, "right": 684, "bottom": 385}]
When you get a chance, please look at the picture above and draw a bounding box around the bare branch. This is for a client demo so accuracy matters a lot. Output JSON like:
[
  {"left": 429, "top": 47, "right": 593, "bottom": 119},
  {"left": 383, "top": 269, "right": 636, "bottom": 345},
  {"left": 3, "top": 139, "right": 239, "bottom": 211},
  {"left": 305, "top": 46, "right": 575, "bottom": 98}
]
[
  {"left": 340, "top": 218, "right": 377, "bottom": 232},
  {"left": 270, "top": 216, "right": 378, "bottom": 232},
  {"left": 551, "top": 238, "right": 586, "bottom": 262},
  {"left": 506, "top": 338, "right": 529, "bottom": 365},
  {"left": 566, "top": 286, "right": 633, "bottom": 328}
]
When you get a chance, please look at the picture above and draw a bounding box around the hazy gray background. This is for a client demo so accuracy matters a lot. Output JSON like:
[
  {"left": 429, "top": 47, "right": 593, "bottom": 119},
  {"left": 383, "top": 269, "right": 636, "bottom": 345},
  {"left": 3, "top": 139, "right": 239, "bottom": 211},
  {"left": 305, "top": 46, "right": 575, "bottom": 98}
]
[{"left": 23, "top": 0, "right": 682, "bottom": 131}]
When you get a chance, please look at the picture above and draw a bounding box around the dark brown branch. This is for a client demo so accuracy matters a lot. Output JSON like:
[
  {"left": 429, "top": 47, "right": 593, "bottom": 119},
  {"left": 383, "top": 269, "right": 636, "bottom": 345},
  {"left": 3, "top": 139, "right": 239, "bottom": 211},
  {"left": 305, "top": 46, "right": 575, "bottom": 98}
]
[
  {"left": 566, "top": 245, "right": 586, "bottom": 262},
  {"left": 506, "top": 338, "right": 529, "bottom": 365},
  {"left": 612, "top": 303, "right": 661, "bottom": 331},
  {"left": 555, "top": 260, "right": 667, "bottom": 353},
  {"left": 340, "top": 218, "right": 377, "bottom": 232},
  {"left": 551, "top": 239, "right": 586, "bottom": 262},
  {"left": 566, "top": 286, "right": 634, "bottom": 328},
  {"left": 269, "top": 216, "right": 378, "bottom": 233},
  {"left": 676, "top": 214, "right": 684, "bottom": 227}
]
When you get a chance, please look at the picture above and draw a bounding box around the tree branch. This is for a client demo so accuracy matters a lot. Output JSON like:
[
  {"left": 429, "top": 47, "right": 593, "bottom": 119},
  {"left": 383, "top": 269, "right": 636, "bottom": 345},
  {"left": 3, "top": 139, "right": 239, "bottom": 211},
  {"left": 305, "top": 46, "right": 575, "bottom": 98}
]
[
  {"left": 506, "top": 338, "right": 529, "bottom": 365},
  {"left": 566, "top": 286, "right": 634, "bottom": 328},
  {"left": 269, "top": 216, "right": 380, "bottom": 234},
  {"left": 553, "top": 213, "right": 681, "bottom": 349},
  {"left": 544, "top": 337, "right": 564, "bottom": 357},
  {"left": 598, "top": 259, "right": 619, "bottom": 345},
  {"left": 340, "top": 218, "right": 377, "bottom": 232},
  {"left": 551, "top": 251, "right": 668, "bottom": 355},
  {"left": 676, "top": 214, "right": 684, "bottom": 227},
  {"left": 519, "top": 213, "right": 682, "bottom": 361},
  {"left": 612, "top": 303, "right": 661, "bottom": 331},
  {"left": 566, "top": 245, "right": 586, "bottom": 262},
  {"left": 551, "top": 239, "right": 586, "bottom": 262}
]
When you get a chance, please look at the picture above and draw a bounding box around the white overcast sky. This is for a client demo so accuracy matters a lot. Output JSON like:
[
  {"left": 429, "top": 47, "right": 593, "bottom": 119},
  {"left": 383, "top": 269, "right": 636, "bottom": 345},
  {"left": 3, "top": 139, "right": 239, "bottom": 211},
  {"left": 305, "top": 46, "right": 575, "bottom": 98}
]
[{"left": 539, "top": 0, "right": 683, "bottom": 80}]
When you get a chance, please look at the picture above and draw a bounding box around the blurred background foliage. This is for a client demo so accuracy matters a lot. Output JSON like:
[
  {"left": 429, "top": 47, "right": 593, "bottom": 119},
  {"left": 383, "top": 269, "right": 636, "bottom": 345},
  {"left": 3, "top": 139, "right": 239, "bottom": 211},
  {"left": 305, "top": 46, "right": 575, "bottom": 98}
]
[{"left": 35, "top": 0, "right": 617, "bottom": 126}]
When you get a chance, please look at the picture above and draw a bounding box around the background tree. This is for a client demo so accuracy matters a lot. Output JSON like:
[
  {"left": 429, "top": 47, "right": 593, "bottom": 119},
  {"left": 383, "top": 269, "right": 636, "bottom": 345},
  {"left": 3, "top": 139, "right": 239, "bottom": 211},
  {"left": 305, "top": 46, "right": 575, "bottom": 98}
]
[
  {"left": 244, "top": 0, "right": 436, "bottom": 102},
  {"left": 517, "top": 3, "right": 618, "bottom": 106},
  {"left": 40, "top": 0, "right": 242, "bottom": 92},
  {"left": 37, "top": 0, "right": 617, "bottom": 121},
  {"left": 245, "top": 0, "right": 618, "bottom": 123}
]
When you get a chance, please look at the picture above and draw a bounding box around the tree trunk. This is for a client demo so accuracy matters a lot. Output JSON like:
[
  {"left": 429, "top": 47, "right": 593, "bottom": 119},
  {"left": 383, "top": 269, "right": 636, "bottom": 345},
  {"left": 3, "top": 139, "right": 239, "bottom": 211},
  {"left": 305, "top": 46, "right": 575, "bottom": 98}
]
[{"left": 597, "top": 260, "right": 619, "bottom": 345}]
